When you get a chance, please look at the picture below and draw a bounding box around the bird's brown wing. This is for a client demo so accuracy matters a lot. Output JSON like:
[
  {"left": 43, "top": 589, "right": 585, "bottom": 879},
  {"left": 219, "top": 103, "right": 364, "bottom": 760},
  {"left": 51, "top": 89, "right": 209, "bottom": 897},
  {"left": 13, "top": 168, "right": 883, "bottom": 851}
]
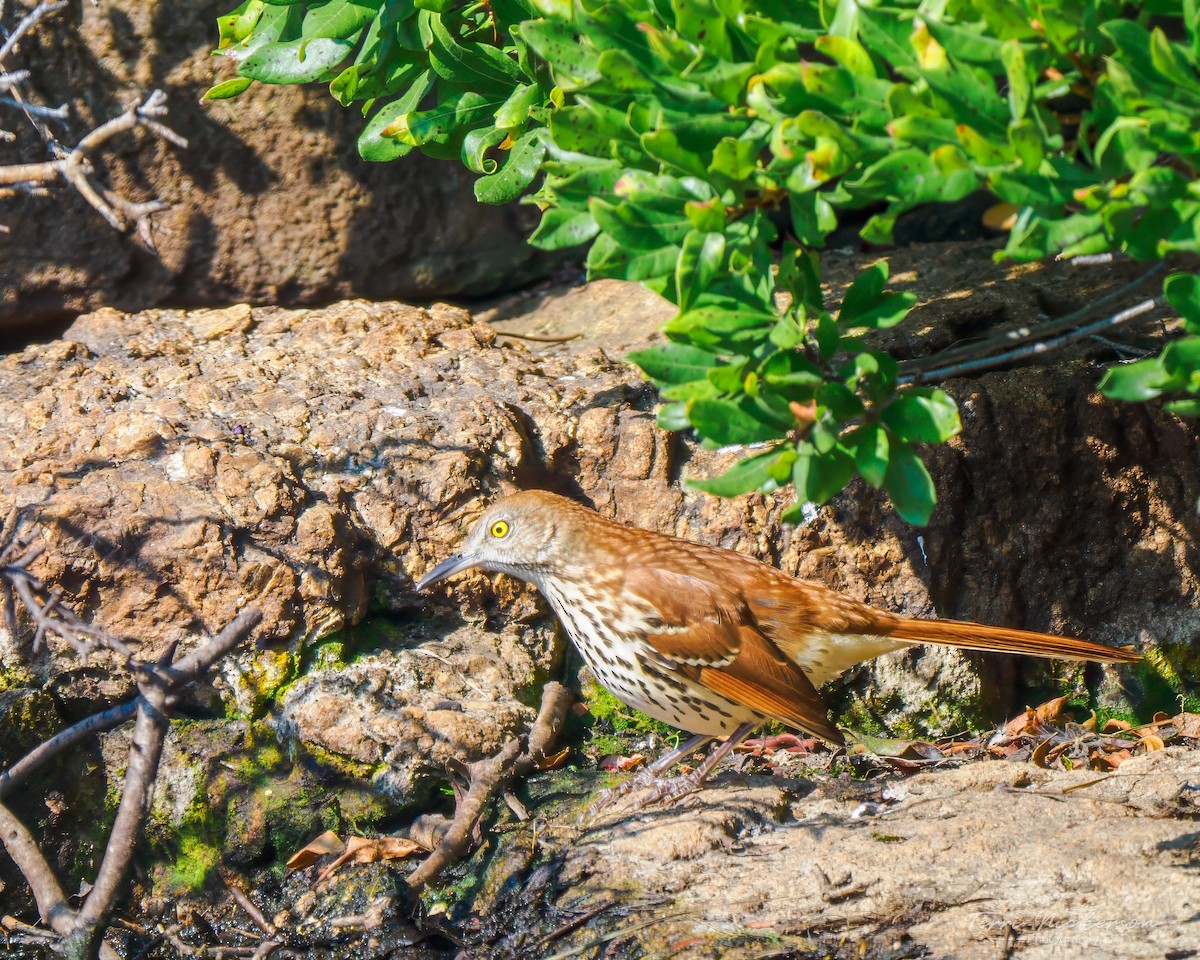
[{"left": 623, "top": 566, "right": 844, "bottom": 745}]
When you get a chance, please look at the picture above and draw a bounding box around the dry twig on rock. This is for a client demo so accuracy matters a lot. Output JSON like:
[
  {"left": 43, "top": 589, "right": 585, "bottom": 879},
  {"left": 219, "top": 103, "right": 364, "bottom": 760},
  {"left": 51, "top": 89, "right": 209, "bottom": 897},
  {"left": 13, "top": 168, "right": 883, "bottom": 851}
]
[
  {"left": 0, "top": 516, "right": 261, "bottom": 960},
  {"left": 405, "top": 680, "right": 573, "bottom": 891}
]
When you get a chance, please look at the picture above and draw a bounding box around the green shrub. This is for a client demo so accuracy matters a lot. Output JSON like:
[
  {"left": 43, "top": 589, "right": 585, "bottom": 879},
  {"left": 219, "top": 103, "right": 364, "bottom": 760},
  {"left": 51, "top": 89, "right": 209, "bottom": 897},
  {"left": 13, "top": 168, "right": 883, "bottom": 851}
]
[{"left": 210, "top": 0, "right": 1200, "bottom": 523}]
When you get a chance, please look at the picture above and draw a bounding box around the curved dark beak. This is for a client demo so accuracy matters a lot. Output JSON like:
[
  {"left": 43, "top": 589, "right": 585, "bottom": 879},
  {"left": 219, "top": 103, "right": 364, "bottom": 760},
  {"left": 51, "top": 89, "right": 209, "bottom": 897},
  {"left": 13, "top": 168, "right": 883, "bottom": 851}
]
[{"left": 416, "top": 554, "right": 478, "bottom": 591}]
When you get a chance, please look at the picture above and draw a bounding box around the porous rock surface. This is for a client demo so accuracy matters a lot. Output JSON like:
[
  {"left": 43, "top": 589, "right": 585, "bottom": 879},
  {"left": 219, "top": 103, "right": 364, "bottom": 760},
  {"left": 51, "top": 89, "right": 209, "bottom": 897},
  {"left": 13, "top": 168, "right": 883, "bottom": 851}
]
[
  {"left": 0, "top": 0, "right": 549, "bottom": 334},
  {"left": 483, "top": 747, "right": 1200, "bottom": 959}
]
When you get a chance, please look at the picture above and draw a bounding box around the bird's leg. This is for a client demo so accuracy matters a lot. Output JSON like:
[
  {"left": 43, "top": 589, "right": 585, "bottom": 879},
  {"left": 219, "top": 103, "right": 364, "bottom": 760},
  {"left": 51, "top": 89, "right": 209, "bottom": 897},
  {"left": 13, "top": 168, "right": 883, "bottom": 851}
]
[
  {"left": 588, "top": 733, "right": 714, "bottom": 815},
  {"left": 635, "top": 721, "right": 759, "bottom": 806}
]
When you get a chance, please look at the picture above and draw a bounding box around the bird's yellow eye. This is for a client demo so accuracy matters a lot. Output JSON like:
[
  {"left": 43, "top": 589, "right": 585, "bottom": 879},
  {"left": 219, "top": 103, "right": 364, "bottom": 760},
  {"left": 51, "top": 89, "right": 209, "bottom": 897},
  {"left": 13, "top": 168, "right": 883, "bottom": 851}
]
[{"left": 490, "top": 519, "right": 510, "bottom": 538}]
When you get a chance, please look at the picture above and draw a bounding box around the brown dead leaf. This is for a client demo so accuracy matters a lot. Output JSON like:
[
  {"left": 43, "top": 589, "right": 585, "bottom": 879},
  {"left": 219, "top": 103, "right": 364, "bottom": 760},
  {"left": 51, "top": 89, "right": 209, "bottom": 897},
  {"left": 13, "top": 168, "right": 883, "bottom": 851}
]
[
  {"left": 1141, "top": 734, "right": 1165, "bottom": 752},
  {"left": 1089, "top": 748, "right": 1132, "bottom": 771},
  {"left": 286, "top": 830, "right": 345, "bottom": 871},
  {"left": 1102, "top": 718, "right": 1131, "bottom": 733},
  {"left": 741, "top": 733, "right": 822, "bottom": 754},
  {"left": 1173, "top": 713, "right": 1200, "bottom": 739},
  {"left": 1008, "top": 697, "right": 1071, "bottom": 735},
  {"left": 1035, "top": 696, "right": 1071, "bottom": 728},
  {"left": 1031, "top": 738, "right": 1054, "bottom": 769},
  {"left": 316, "top": 835, "right": 424, "bottom": 884},
  {"left": 790, "top": 400, "right": 817, "bottom": 431},
  {"left": 538, "top": 746, "right": 571, "bottom": 771},
  {"left": 1005, "top": 707, "right": 1038, "bottom": 737}
]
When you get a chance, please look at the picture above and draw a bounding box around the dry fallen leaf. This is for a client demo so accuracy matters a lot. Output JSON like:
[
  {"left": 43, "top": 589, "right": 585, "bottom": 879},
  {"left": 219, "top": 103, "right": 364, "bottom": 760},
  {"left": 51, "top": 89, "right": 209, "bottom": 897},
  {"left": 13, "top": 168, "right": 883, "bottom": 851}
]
[
  {"left": 1005, "top": 707, "right": 1038, "bottom": 737},
  {"left": 316, "top": 835, "right": 424, "bottom": 884},
  {"left": 1035, "top": 696, "right": 1071, "bottom": 728},
  {"left": 538, "top": 746, "right": 571, "bottom": 771},
  {"left": 1141, "top": 734, "right": 1165, "bottom": 752},
  {"left": 1173, "top": 712, "right": 1200, "bottom": 739},
  {"left": 1090, "top": 748, "right": 1132, "bottom": 771},
  {"left": 287, "top": 830, "right": 345, "bottom": 871},
  {"left": 1031, "top": 737, "right": 1054, "bottom": 769},
  {"left": 740, "top": 733, "right": 822, "bottom": 754}
]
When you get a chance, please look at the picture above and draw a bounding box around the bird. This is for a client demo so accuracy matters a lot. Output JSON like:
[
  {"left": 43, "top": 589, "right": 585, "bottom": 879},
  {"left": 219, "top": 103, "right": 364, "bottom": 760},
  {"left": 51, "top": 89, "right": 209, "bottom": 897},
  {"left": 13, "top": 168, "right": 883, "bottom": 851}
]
[{"left": 417, "top": 489, "right": 1140, "bottom": 800}]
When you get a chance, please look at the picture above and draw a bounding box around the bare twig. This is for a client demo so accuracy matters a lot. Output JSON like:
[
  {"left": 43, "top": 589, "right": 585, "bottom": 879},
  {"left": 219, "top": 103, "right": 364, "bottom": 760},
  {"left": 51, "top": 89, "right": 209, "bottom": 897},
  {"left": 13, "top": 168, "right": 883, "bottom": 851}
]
[
  {"left": 515, "top": 680, "right": 573, "bottom": 778},
  {"left": 406, "top": 681, "right": 573, "bottom": 891},
  {"left": 0, "top": 1, "right": 68, "bottom": 147},
  {"left": 0, "top": 802, "right": 71, "bottom": 932},
  {"left": 0, "top": 699, "right": 139, "bottom": 800},
  {"left": 0, "top": 0, "right": 187, "bottom": 245},
  {"left": 0, "top": 69, "right": 29, "bottom": 92},
  {"left": 405, "top": 739, "right": 523, "bottom": 890},
  {"left": 900, "top": 296, "right": 1164, "bottom": 385},
  {"left": 0, "top": 521, "right": 262, "bottom": 960},
  {"left": 899, "top": 263, "right": 1167, "bottom": 385},
  {"left": 0, "top": 1, "right": 67, "bottom": 66},
  {"left": 220, "top": 867, "right": 278, "bottom": 938}
]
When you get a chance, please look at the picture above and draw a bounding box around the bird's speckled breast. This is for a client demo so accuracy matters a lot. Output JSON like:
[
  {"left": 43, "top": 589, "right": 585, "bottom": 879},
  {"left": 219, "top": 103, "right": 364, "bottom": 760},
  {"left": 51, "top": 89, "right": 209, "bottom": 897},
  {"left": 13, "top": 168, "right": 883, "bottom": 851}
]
[{"left": 541, "top": 577, "right": 761, "bottom": 736}]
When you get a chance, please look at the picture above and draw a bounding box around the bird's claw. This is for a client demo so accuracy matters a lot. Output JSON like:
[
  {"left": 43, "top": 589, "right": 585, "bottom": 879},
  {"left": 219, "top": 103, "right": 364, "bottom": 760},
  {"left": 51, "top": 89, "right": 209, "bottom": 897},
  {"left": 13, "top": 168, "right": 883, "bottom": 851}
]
[{"left": 583, "top": 768, "right": 705, "bottom": 822}]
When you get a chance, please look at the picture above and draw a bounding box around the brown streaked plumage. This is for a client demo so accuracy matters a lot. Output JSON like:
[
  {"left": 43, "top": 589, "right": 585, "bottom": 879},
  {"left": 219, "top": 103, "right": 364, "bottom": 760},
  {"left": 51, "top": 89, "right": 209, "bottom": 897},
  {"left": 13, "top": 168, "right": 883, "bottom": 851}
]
[{"left": 418, "top": 490, "right": 1140, "bottom": 788}]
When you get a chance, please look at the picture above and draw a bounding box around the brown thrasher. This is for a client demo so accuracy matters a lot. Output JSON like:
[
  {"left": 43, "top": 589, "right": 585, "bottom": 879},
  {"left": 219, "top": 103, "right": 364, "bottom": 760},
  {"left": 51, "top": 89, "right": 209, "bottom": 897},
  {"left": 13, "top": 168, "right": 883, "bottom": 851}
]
[{"left": 418, "top": 490, "right": 1139, "bottom": 798}]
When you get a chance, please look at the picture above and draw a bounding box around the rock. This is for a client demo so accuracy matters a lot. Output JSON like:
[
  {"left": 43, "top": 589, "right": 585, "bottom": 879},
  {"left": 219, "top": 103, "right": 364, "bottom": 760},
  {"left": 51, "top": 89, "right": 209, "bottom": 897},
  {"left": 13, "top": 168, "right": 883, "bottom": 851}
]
[
  {"left": 466, "top": 747, "right": 1200, "bottom": 960},
  {"left": 279, "top": 619, "right": 555, "bottom": 804},
  {"left": 0, "top": 1, "right": 553, "bottom": 337}
]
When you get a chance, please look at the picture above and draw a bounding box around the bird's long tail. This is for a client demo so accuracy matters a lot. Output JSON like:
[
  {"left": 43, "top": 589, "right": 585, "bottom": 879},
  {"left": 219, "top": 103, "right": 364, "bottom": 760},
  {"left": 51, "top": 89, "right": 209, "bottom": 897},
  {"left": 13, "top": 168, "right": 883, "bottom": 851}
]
[{"left": 884, "top": 617, "right": 1140, "bottom": 663}]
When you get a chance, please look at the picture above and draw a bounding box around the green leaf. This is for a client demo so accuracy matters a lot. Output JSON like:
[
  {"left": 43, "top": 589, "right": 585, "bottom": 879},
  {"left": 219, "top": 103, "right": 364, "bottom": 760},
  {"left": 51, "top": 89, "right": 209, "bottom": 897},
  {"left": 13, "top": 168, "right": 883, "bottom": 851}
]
[
  {"left": 854, "top": 424, "right": 890, "bottom": 488},
  {"left": 656, "top": 402, "right": 692, "bottom": 431},
  {"left": 1164, "top": 399, "right": 1200, "bottom": 417},
  {"left": 881, "top": 389, "right": 961, "bottom": 443},
  {"left": 687, "top": 396, "right": 791, "bottom": 446},
  {"left": 688, "top": 447, "right": 795, "bottom": 497},
  {"left": 203, "top": 76, "right": 254, "bottom": 100},
  {"left": 761, "top": 350, "right": 824, "bottom": 390},
  {"left": 792, "top": 444, "right": 855, "bottom": 505},
  {"left": 528, "top": 207, "right": 600, "bottom": 250},
  {"left": 474, "top": 130, "right": 546, "bottom": 204},
  {"left": 675, "top": 230, "right": 726, "bottom": 311},
  {"left": 1165, "top": 273, "right": 1200, "bottom": 332},
  {"left": 884, "top": 444, "right": 937, "bottom": 525},
  {"left": 1098, "top": 357, "right": 1174, "bottom": 402},
  {"left": 838, "top": 261, "right": 886, "bottom": 322},
  {"left": 356, "top": 69, "right": 434, "bottom": 162},
  {"left": 302, "top": 0, "right": 377, "bottom": 41},
  {"left": 1161, "top": 337, "right": 1200, "bottom": 386},
  {"left": 709, "top": 137, "right": 759, "bottom": 181},
  {"left": 239, "top": 36, "right": 357, "bottom": 84},
  {"left": 629, "top": 342, "right": 721, "bottom": 385}
]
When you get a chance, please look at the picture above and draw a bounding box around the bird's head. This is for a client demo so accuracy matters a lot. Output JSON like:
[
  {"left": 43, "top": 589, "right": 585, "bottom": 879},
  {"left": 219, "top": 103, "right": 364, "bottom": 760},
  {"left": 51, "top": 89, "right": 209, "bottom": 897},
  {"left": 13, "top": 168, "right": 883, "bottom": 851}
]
[{"left": 416, "top": 490, "right": 583, "bottom": 591}]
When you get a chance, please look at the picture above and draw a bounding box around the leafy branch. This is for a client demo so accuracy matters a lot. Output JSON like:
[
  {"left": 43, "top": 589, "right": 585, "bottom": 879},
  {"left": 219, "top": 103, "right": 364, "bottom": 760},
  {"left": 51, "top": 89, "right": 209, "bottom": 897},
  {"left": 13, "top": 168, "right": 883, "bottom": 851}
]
[{"left": 209, "top": 0, "right": 1200, "bottom": 524}]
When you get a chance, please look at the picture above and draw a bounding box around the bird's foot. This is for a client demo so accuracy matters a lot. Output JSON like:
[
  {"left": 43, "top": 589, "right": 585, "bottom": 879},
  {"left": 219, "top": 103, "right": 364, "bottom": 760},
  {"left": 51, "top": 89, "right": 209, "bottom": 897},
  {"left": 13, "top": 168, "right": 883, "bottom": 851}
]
[
  {"left": 585, "top": 766, "right": 662, "bottom": 819},
  {"left": 627, "top": 769, "right": 706, "bottom": 810},
  {"left": 584, "top": 768, "right": 708, "bottom": 821}
]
